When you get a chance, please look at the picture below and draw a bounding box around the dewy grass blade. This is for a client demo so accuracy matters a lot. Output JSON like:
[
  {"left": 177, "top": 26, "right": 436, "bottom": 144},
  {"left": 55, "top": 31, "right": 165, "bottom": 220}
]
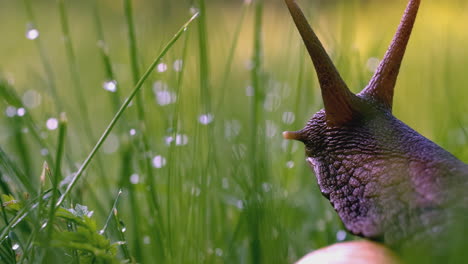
[
  {"left": 55, "top": 12, "right": 200, "bottom": 208},
  {"left": 43, "top": 113, "right": 67, "bottom": 256}
]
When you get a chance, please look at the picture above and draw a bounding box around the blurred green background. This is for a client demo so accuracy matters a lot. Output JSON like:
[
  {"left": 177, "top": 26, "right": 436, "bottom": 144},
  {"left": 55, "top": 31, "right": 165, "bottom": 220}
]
[{"left": 0, "top": 0, "right": 467, "bottom": 263}]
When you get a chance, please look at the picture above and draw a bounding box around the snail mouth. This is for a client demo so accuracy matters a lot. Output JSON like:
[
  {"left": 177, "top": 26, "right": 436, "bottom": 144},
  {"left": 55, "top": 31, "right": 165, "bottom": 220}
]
[{"left": 283, "top": 130, "right": 306, "bottom": 142}]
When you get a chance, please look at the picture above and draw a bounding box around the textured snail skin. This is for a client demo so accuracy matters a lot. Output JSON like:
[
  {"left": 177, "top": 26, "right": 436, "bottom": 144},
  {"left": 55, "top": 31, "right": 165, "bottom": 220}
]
[
  {"left": 301, "top": 104, "right": 468, "bottom": 246},
  {"left": 283, "top": 0, "right": 468, "bottom": 251}
]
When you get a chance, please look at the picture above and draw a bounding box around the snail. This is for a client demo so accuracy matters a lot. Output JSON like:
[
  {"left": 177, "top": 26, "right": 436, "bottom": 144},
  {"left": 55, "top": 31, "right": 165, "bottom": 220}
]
[{"left": 283, "top": 0, "right": 468, "bottom": 261}]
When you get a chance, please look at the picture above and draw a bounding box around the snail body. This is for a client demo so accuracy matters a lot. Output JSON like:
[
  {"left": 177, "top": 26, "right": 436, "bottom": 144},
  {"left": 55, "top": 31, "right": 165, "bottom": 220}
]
[{"left": 283, "top": 0, "right": 468, "bottom": 256}]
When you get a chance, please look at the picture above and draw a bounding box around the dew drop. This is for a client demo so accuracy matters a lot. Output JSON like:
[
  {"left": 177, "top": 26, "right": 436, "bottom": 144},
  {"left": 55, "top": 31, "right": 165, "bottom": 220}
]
[
  {"left": 245, "top": 85, "right": 254, "bottom": 97},
  {"left": 236, "top": 200, "right": 244, "bottom": 210},
  {"left": 199, "top": 113, "right": 214, "bottom": 125},
  {"left": 5, "top": 106, "right": 16, "bottom": 117},
  {"left": 222, "top": 177, "right": 229, "bottom": 189},
  {"left": 26, "top": 28, "right": 39, "bottom": 40},
  {"left": 265, "top": 120, "right": 278, "bottom": 138},
  {"left": 190, "top": 7, "right": 200, "bottom": 15},
  {"left": 130, "top": 173, "right": 140, "bottom": 184},
  {"left": 245, "top": 60, "right": 254, "bottom": 71},
  {"left": 336, "top": 230, "right": 347, "bottom": 241},
  {"left": 17, "top": 108, "right": 26, "bottom": 117},
  {"left": 46, "top": 118, "right": 59, "bottom": 130},
  {"left": 282, "top": 112, "right": 295, "bottom": 125},
  {"left": 103, "top": 80, "right": 117, "bottom": 92},
  {"left": 22, "top": 90, "right": 42, "bottom": 109},
  {"left": 215, "top": 248, "right": 223, "bottom": 257},
  {"left": 129, "top": 129, "right": 137, "bottom": 136},
  {"left": 224, "top": 120, "right": 241, "bottom": 140},
  {"left": 316, "top": 219, "right": 326, "bottom": 231},
  {"left": 286, "top": 161, "right": 295, "bottom": 168},
  {"left": 262, "top": 182, "right": 271, "bottom": 192},
  {"left": 175, "top": 134, "right": 188, "bottom": 146},
  {"left": 12, "top": 243, "right": 20, "bottom": 250},
  {"left": 103, "top": 133, "right": 120, "bottom": 154},
  {"left": 153, "top": 80, "right": 168, "bottom": 91},
  {"left": 191, "top": 187, "right": 201, "bottom": 197},
  {"left": 263, "top": 94, "right": 281, "bottom": 112},
  {"left": 366, "top": 57, "right": 380, "bottom": 72},
  {"left": 121, "top": 227, "right": 127, "bottom": 233},
  {"left": 155, "top": 91, "right": 177, "bottom": 105},
  {"left": 40, "top": 148, "right": 49, "bottom": 156},
  {"left": 173, "top": 59, "right": 183, "bottom": 72},
  {"left": 165, "top": 136, "right": 174, "bottom": 145},
  {"left": 157, "top": 63, "right": 168, "bottom": 73},
  {"left": 152, "top": 155, "right": 167, "bottom": 168},
  {"left": 99, "top": 229, "right": 105, "bottom": 235}
]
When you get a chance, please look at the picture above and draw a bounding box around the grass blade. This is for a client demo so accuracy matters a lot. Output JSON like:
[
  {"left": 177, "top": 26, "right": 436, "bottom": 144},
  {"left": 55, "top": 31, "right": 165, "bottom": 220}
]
[{"left": 55, "top": 11, "right": 200, "bottom": 208}]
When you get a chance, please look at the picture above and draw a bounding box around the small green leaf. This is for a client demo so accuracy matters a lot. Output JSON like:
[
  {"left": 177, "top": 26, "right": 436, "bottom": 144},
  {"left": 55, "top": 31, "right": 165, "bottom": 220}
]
[{"left": 1, "top": 194, "right": 22, "bottom": 211}]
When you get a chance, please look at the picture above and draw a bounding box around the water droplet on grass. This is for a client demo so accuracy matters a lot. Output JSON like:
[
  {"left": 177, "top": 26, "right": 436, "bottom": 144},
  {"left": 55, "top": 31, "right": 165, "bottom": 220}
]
[
  {"left": 199, "top": 114, "right": 214, "bottom": 125},
  {"left": 236, "top": 200, "right": 244, "bottom": 210},
  {"left": 152, "top": 155, "right": 167, "bottom": 168},
  {"left": 316, "top": 219, "right": 326, "bottom": 231},
  {"left": 262, "top": 182, "right": 271, "bottom": 192},
  {"left": 157, "top": 63, "right": 168, "bottom": 73},
  {"left": 264, "top": 94, "right": 281, "bottom": 112},
  {"left": 224, "top": 120, "right": 241, "bottom": 139},
  {"left": 336, "top": 230, "right": 347, "bottom": 241},
  {"left": 12, "top": 243, "right": 19, "bottom": 250},
  {"left": 191, "top": 187, "right": 201, "bottom": 197},
  {"left": 40, "top": 149, "right": 49, "bottom": 156},
  {"left": 286, "top": 161, "right": 295, "bottom": 168},
  {"left": 5, "top": 106, "right": 16, "bottom": 117},
  {"left": 46, "top": 118, "right": 58, "bottom": 130},
  {"left": 175, "top": 134, "right": 188, "bottom": 146},
  {"left": 215, "top": 248, "right": 223, "bottom": 256},
  {"left": 155, "top": 91, "right": 177, "bottom": 105},
  {"left": 26, "top": 28, "right": 39, "bottom": 40},
  {"left": 153, "top": 80, "right": 168, "bottom": 91},
  {"left": 17, "top": 108, "right": 26, "bottom": 117},
  {"left": 121, "top": 227, "right": 127, "bottom": 233},
  {"left": 265, "top": 120, "right": 278, "bottom": 138},
  {"left": 245, "top": 60, "right": 254, "bottom": 70},
  {"left": 129, "top": 129, "right": 137, "bottom": 136},
  {"left": 222, "top": 178, "right": 229, "bottom": 189},
  {"left": 245, "top": 85, "right": 254, "bottom": 97},
  {"left": 103, "top": 80, "right": 117, "bottom": 92},
  {"left": 282, "top": 112, "right": 295, "bottom": 124},
  {"left": 366, "top": 57, "right": 380, "bottom": 72},
  {"left": 130, "top": 173, "right": 139, "bottom": 184},
  {"left": 22, "top": 90, "right": 41, "bottom": 108},
  {"left": 190, "top": 7, "right": 200, "bottom": 15},
  {"left": 103, "top": 133, "right": 120, "bottom": 154},
  {"left": 173, "top": 59, "right": 183, "bottom": 72}
]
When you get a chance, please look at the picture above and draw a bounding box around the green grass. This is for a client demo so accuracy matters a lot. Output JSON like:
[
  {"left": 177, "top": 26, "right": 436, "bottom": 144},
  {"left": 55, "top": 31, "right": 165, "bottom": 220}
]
[{"left": 0, "top": 0, "right": 467, "bottom": 263}]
